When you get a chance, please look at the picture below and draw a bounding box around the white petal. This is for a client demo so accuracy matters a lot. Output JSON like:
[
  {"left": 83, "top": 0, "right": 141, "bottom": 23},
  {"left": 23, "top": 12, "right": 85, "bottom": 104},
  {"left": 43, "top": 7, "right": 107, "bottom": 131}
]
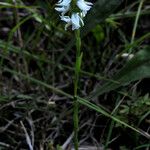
[
  {"left": 80, "top": 10, "right": 87, "bottom": 17},
  {"left": 55, "top": 7, "right": 66, "bottom": 12},
  {"left": 79, "top": 16, "right": 84, "bottom": 26},
  {"left": 60, "top": 16, "right": 71, "bottom": 23},
  {"left": 85, "top": 1, "right": 93, "bottom": 5},
  {"left": 71, "top": 13, "right": 84, "bottom": 30},
  {"left": 77, "top": 0, "right": 93, "bottom": 11},
  {"left": 65, "top": 22, "right": 71, "bottom": 30},
  {"left": 60, "top": 16, "right": 71, "bottom": 30},
  {"left": 56, "top": 0, "right": 71, "bottom": 6},
  {"left": 71, "top": 13, "right": 80, "bottom": 30},
  {"left": 55, "top": 5, "right": 70, "bottom": 15}
]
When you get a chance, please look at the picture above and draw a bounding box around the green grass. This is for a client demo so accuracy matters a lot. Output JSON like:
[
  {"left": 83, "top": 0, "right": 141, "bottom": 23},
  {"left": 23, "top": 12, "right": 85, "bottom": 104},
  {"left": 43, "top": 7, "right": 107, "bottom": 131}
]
[{"left": 0, "top": 0, "right": 150, "bottom": 149}]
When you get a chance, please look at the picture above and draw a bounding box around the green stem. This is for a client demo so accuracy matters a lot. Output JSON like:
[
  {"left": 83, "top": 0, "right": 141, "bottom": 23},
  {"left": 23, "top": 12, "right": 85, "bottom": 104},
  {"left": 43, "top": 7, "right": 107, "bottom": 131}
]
[
  {"left": 130, "top": 0, "right": 145, "bottom": 52},
  {"left": 73, "top": 29, "right": 82, "bottom": 150}
]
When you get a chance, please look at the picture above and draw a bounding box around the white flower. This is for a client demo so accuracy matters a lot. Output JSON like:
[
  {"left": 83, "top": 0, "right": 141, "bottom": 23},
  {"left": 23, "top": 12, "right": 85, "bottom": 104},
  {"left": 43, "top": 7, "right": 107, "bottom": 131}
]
[
  {"left": 71, "top": 13, "right": 84, "bottom": 30},
  {"left": 61, "top": 13, "right": 84, "bottom": 30},
  {"left": 60, "top": 16, "right": 71, "bottom": 30},
  {"left": 55, "top": 0, "right": 93, "bottom": 30},
  {"left": 55, "top": 0, "right": 71, "bottom": 15},
  {"left": 77, "top": 0, "right": 93, "bottom": 17}
]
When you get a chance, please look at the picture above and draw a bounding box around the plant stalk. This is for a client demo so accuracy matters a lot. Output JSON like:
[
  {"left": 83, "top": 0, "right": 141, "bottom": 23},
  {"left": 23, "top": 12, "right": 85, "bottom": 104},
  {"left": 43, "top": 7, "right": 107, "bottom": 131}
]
[
  {"left": 73, "top": 29, "right": 82, "bottom": 150},
  {"left": 131, "top": 0, "right": 145, "bottom": 44}
]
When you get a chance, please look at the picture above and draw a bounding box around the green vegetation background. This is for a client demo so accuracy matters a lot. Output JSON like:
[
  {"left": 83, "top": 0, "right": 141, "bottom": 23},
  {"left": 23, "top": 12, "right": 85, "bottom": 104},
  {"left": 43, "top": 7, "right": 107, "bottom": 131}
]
[{"left": 0, "top": 0, "right": 150, "bottom": 149}]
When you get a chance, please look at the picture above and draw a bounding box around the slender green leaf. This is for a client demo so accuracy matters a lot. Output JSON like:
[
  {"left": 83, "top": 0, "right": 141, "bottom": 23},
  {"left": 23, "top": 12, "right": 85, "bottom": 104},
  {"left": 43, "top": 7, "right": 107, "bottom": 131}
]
[
  {"left": 88, "top": 47, "right": 150, "bottom": 99},
  {"left": 3, "top": 67, "right": 150, "bottom": 139},
  {"left": 78, "top": 96, "right": 150, "bottom": 139}
]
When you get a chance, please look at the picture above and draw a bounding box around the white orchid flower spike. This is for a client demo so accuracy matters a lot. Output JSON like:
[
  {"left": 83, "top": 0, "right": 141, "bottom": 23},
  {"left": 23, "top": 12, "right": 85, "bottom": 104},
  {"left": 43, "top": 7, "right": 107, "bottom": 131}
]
[{"left": 55, "top": 0, "right": 93, "bottom": 30}]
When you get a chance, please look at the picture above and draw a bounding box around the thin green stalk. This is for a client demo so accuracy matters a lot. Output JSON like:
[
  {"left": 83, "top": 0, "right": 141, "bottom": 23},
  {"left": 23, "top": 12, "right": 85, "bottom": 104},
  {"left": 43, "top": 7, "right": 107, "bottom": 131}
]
[
  {"left": 110, "top": 9, "right": 150, "bottom": 20},
  {"left": 73, "top": 29, "right": 82, "bottom": 150},
  {"left": 104, "top": 96, "right": 122, "bottom": 150},
  {"left": 104, "top": 120, "right": 115, "bottom": 149},
  {"left": 130, "top": 0, "right": 145, "bottom": 52}
]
